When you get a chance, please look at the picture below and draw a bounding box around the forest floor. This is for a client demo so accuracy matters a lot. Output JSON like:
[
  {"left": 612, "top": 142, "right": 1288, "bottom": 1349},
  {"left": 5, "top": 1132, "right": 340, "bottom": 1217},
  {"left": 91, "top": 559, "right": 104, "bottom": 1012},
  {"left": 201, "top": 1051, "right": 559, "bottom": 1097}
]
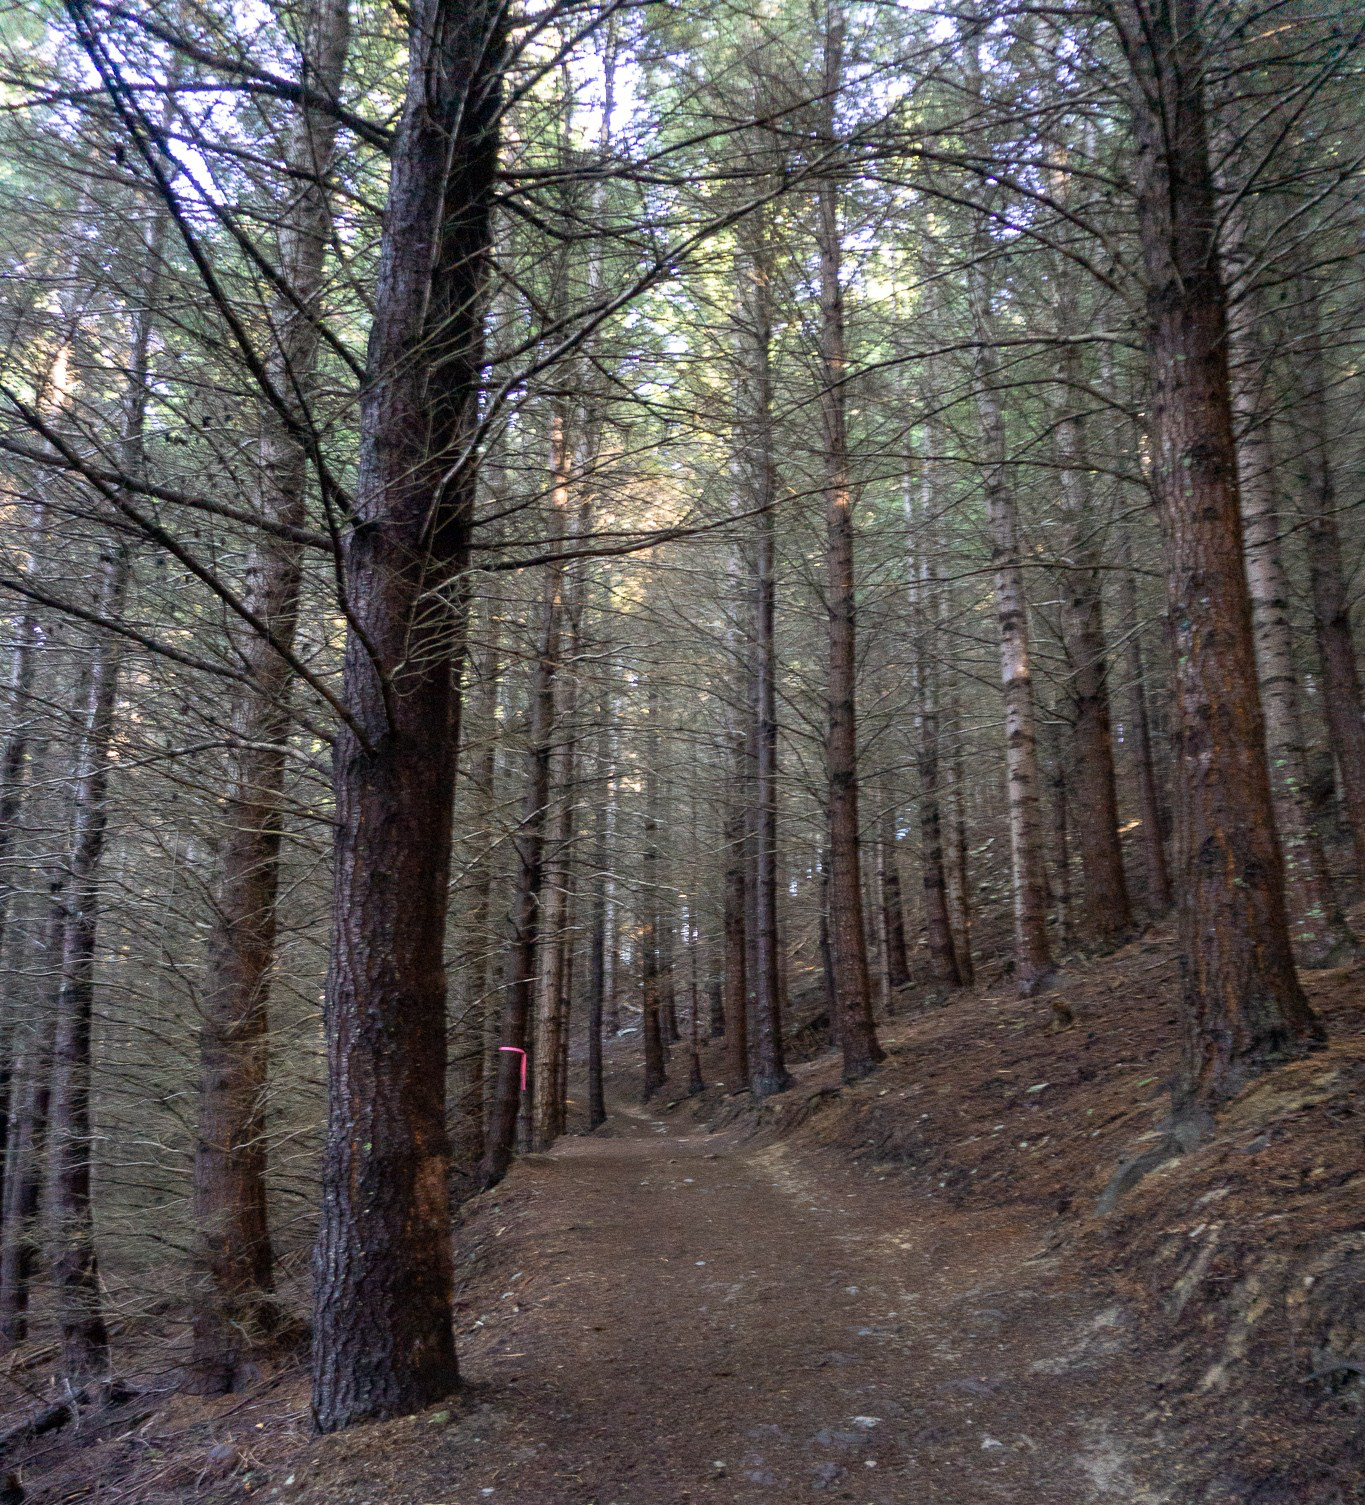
[{"left": 5, "top": 920, "right": 1364, "bottom": 1504}]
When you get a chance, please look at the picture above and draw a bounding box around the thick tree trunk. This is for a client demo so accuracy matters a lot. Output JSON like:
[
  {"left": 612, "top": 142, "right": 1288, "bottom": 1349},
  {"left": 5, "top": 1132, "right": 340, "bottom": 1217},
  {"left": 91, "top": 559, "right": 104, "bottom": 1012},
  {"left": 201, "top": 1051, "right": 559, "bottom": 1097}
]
[
  {"left": 1118, "top": 0, "right": 1322, "bottom": 1111},
  {"left": 1291, "top": 273, "right": 1365, "bottom": 885},
  {"left": 1227, "top": 288, "right": 1350, "bottom": 965},
  {"left": 191, "top": 0, "right": 349, "bottom": 1393},
  {"left": 818, "top": 11, "right": 882, "bottom": 1080},
  {"left": 310, "top": 0, "right": 504, "bottom": 1431}
]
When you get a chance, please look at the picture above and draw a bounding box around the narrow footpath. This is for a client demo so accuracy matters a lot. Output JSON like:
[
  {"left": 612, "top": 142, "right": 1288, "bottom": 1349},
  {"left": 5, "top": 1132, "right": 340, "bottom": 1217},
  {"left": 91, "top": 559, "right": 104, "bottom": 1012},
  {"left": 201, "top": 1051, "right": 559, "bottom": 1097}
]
[{"left": 309, "top": 1097, "right": 1166, "bottom": 1505}]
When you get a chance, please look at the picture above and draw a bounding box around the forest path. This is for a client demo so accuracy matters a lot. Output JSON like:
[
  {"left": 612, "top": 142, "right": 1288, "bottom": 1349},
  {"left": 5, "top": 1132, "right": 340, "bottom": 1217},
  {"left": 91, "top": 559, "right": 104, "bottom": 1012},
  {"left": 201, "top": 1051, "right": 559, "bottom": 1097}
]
[{"left": 381, "top": 1096, "right": 1166, "bottom": 1505}]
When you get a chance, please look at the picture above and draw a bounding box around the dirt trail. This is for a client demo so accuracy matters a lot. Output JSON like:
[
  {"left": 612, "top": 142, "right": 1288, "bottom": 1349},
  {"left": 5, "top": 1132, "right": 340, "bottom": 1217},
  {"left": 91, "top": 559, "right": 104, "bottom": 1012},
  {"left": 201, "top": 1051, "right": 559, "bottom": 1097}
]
[{"left": 322, "top": 1096, "right": 1165, "bottom": 1505}]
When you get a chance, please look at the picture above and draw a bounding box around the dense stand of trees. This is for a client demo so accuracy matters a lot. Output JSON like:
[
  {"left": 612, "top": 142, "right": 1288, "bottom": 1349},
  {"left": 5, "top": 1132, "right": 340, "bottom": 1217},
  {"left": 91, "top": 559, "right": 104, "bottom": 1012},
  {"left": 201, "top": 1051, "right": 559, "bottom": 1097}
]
[{"left": 0, "top": 0, "right": 1361, "bottom": 1434}]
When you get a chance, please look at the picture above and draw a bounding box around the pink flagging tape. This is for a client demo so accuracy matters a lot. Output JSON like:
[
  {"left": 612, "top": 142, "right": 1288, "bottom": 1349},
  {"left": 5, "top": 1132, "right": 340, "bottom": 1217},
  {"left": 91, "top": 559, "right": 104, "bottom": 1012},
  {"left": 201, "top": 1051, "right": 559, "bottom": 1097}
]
[{"left": 499, "top": 1046, "right": 528, "bottom": 1091}]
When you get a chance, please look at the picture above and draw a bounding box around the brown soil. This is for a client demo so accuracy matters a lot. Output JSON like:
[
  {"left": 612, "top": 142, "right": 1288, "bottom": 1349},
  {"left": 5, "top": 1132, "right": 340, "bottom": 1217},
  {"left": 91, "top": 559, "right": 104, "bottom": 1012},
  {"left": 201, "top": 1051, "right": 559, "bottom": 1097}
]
[{"left": 5, "top": 921, "right": 1362, "bottom": 1504}]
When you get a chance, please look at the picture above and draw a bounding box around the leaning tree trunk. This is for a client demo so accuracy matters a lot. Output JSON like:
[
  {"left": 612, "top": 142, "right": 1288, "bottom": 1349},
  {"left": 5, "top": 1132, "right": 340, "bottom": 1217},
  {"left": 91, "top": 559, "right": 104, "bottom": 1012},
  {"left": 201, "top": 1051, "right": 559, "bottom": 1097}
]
[
  {"left": 1291, "top": 272, "right": 1365, "bottom": 886},
  {"left": 817, "top": 9, "right": 882, "bottom": 1080},
  {"left": 311, "top": 0, "right": 504, "bottom": 1432},
  {"left": 190, "top": 0, "right": 350, "bottom": 1395},
  {"left": 1117, "top": 0, "right": 1322, "bottom": 1112}
]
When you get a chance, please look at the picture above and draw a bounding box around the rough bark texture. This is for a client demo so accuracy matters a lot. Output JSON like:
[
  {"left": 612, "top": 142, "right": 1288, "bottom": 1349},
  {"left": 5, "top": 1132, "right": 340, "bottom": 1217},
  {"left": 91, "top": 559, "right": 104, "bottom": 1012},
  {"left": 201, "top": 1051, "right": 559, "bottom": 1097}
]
[
  {"left": 311, "top": 0, "right": 504, "bottom": 1432},
  {"left": 1227, "top": 286, "right": 1350, "bottom": 966},
  {"left": 1119, "top": 0, "right": 1322, "bottom": 1110},
  {"left": 191, "top": 0, "right": 349, "bottom": 1394},
  {"left": 818, "top": 11, "right": 882, "bottom": 1080},
  {"left": 969, "top": 261, "right": 1054, "bottom": 994},
  {"left": 1053, "top": 366, "right": 1134, "bottom": 950},
  {"left": 1291, "top": 273, "right": 1365, "bottom": 886}
]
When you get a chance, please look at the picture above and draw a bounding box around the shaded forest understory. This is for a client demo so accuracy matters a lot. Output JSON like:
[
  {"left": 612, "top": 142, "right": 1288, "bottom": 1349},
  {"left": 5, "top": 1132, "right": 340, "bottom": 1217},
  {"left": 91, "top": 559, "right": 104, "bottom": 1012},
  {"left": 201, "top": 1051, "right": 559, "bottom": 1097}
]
[{"left": 6, "top": 917, "right": 1362, "bottom": 1504}]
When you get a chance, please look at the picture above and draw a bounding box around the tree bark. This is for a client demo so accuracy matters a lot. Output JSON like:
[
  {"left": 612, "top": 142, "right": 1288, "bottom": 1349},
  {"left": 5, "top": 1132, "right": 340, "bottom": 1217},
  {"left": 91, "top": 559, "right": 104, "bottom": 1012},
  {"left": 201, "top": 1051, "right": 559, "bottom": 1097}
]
[
  {"left": 968, "top": 263, "right": 1054, "bottom": 994},
  {"left": 450, "top": 586, "right": 502, "bottom": 1198},
  {"left": 191, "top": 0, "right": 349, "bottom": 1394},
  {"left": 1117, "top": 0, "right": 1322, "bottom": 1110},
  {"left": 478, "top": 412, "right": 571, "bottom": 1190},
  {"left": 907, "top": 444, "right": 962, "bottom": 990},
  {"left": 878, "top": 802, "right": 910, "bottom": 994},
  {"left": 737, "top": 218, "right": 791, "bottom": 1098},
  {"left": 1291, "top": 272, "right": 1365, "bottom": 886},
  {"left": 311, "top": 0, "right": 504, "bottom": 1431},
  {"left": 818, "top": 6, "right": 882, "bottom": 1080},
  {"left": 1114, "top": 521, "right": 1173, "bottom": 912},
  {"left": 1053, "top": 371, "right": 1134, "bottom": 950},
  {"left": 1226, "top": 286, "right": 1351, "bottom": 965},
  {"left": 640, "top": 676, "right": 667, "bottom": 1100}
]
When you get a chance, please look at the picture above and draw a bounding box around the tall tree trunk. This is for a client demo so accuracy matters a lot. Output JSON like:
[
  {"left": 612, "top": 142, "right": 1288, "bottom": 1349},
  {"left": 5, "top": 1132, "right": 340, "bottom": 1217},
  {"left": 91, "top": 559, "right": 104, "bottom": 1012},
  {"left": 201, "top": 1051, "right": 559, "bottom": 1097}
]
[
  {"left": 1226, "top": 286, "right": 1351, "bottom": 965},
  {"left": 587, "top": 654, "right": 610, "bottom": 1131},
  {"left": 818, "top": 6, "right": 882, "bottom": 1081},
  {"left": 191, "top": 0, "right": 350, "bottom": 1394},
  {"left": 451, "top": 586, "right": 502, "bottom": 1198},
  {"left": 43, "top": 538, "right": 127, "bottom": 1383},
  {"left": 737, "top": 218, "right": 790, "bottom": 1098},
  {"left": 531, "top": 585, "right": 582, "bottom": 1149},
  {"left": 0, "top": 952, "right": 56, "bottom": 1344},
  {"left": 968, "top": 265, "right": 1054, "bottom": 993},
  {"left": 478, "top": 412, "right": 571, "bottom": 1190},
  {"left": 943, "top": 674, "right": 975, "bottom": 986},
  {"left": 1114, "top": 520, "right": 1173, "bottom": 912},
  {"left": 311, "top": 0, "right": 504, "bottom": 1431},
  {"left": 878, "top": 801, "right": 910, "bottom": 994},
  {"left": 640, "top": 676, "right": 667, "bottom": 1100},
  {"left": 1117, "top": 0, "right": 1322, "bottom": 1111},
  {"left": 1053, "top": 369, "right": 1134, "bottom": 950},
  {"left": 963, "top": 14, "right": 1053, "bottom": 996},
  {"left": 1291, "top": 272, "right": 1365, "bottom": 885},
  {"left": 907, "top": 442, "right": 962, "bottom": 990}
]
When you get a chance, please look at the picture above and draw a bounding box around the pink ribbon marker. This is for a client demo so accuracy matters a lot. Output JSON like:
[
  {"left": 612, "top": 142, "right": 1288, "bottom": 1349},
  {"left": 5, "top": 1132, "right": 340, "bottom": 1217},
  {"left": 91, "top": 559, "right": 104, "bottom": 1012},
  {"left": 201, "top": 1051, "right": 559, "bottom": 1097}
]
[{"left": 499, "top": 1046, "right": 527, "bottom": 1091}]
